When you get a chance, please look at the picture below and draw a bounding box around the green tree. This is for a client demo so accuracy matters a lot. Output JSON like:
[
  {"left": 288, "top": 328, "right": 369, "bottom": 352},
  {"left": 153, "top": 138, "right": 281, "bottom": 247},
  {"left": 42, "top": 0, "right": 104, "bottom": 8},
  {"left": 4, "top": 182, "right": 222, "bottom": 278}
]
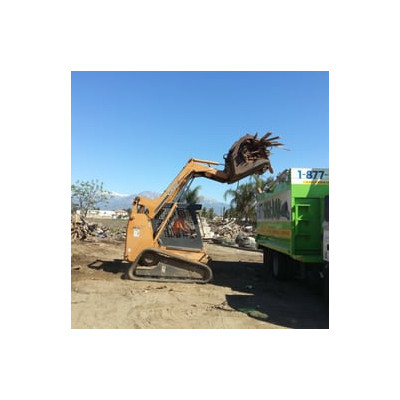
[
  {"left": 183, "top": 185, "right": 202, "bottom": 204},
  {"left": 223, "top": 208, "right": 235, "bottom": 219},
  {"left": 207, "top": 207, "right": 215, "bottom": 220},
  {"left": 223, "top": 171, "right": 285, "bottom": 224},
  {"left": 200, "top": 206, "right": 208, "bottom": 218},
  {"left": 251, "top": 174, "right": 276, "bottom": 193},
  {"left": 224, "top": 181, "right": 257, "bottom": 224},
  {"left": 71, "top": 199, "right": 79, "bottom": 214},
  {"left": 71, "top": 179, "right": 112, "bottom": 217}
]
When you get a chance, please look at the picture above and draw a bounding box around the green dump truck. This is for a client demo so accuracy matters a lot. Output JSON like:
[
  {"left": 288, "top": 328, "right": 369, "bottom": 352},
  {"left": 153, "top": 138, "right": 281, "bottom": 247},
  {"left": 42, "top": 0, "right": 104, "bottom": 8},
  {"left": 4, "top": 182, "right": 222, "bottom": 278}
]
[{"left": 256, "top": 168, "right": 329, "bottom": 296}]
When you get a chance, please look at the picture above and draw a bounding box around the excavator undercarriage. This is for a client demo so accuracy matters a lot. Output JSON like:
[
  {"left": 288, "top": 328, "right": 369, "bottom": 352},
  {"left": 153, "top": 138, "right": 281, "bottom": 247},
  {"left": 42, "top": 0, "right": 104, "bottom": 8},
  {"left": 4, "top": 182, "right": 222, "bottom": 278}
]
[
  {"left": 126, "top": 248, "right": 213, "bottom": 283},
  {"left": 124, "top": 132, "right": 282, "bottom": 283}
]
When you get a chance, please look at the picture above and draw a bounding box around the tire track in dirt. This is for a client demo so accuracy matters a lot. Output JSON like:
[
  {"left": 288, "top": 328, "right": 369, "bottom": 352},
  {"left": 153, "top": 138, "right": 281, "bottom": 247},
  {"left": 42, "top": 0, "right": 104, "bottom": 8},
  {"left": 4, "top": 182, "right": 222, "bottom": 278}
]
[{"left": 71, "top": 241, "right": 327, "bottom": 329}]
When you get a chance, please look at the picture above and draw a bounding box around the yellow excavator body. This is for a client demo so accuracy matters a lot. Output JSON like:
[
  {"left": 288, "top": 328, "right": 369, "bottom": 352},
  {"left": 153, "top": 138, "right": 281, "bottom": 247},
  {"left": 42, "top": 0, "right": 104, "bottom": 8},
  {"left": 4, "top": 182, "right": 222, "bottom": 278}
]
[{"left": 124, "top": 133, "right": 282, "bottom": 283}]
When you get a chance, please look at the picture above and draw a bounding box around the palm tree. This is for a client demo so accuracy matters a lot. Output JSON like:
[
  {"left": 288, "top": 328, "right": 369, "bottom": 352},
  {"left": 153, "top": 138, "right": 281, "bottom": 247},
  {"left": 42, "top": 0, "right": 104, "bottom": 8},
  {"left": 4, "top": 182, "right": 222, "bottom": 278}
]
[
  {"left": 251, "top": 174, "right": 276, "bottom": 193},
  {"left": 224, "top": 181, "right": 257, "bottom": 224},
  {"left": 183, "top": 185, "right": 202, "bottom": 204},
  {"left": 223, "top": 172, "right": 280, "bottom": 224}
]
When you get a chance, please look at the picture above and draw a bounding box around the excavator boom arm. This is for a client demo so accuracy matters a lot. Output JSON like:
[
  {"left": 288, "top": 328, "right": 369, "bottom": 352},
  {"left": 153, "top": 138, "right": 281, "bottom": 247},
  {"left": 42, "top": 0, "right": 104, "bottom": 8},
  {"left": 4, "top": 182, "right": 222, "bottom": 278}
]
[{"left": 132, "top": 133, "right": 283, "bottom": 218}]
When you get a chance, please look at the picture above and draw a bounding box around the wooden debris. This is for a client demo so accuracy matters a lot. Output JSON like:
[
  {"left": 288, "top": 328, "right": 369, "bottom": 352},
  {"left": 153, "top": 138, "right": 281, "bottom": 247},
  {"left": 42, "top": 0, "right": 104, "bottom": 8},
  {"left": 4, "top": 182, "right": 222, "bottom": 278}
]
[{"left": 71, "top": 215, "right": 126, "bottom": 241}]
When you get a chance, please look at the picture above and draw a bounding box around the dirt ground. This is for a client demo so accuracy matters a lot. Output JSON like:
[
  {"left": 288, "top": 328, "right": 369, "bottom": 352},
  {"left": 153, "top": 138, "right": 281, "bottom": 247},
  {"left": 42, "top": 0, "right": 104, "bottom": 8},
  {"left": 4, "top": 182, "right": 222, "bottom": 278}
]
[{"left": 71, "top": 240, "right": 328, "bottom": 329}]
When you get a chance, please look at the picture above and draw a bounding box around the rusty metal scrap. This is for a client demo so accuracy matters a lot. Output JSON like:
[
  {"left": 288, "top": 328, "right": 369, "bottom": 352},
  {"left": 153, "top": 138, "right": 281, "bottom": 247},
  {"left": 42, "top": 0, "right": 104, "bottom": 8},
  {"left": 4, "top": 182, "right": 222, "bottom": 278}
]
[{"left": 223, "top": 132, "right": 283, "bottom": 183}]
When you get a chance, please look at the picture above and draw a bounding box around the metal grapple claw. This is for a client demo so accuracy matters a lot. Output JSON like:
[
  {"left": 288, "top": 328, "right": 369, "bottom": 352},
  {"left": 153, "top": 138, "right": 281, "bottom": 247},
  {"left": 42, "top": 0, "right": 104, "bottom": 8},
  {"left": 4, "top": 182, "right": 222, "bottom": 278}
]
[{"left": 223, "top": 132, "right": 283, "bottom": 183}]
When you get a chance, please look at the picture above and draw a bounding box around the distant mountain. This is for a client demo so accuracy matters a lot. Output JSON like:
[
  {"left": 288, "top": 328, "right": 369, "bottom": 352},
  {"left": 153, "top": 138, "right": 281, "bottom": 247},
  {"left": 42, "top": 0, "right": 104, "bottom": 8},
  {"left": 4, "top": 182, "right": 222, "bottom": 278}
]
[
  {"left": 136, "top": 191, "right": 159, "bottom": 199},
  {"left": 98, "top": 192, "right": 136, "bottom": 210},
  {"left": 198, "top": 196, "right": 229, "bottom": 216},
  {"left": 97, "top": 192, "right": 229, "bottom": 215}
]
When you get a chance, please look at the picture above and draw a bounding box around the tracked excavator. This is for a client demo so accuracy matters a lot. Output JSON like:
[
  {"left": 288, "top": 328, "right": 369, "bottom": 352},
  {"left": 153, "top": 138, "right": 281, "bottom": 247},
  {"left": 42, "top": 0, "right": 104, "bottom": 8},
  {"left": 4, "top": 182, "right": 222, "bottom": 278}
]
[{"left": 124, "top": 132, "right": 282, "bottom": 283}]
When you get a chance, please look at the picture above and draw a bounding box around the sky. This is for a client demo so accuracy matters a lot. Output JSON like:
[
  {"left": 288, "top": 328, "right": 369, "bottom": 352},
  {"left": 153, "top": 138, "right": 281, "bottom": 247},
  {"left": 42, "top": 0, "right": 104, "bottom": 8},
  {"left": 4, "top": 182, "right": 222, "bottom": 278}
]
[{"left": 71, "top": 71, "right": 328, "bottom": 203}]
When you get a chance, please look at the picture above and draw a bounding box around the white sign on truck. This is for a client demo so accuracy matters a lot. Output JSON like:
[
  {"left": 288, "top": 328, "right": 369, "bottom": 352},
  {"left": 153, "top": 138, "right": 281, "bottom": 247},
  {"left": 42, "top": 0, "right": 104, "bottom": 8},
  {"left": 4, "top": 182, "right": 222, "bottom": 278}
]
[{"left": 291, "top": 168, "right": 329, "bottom": 185}]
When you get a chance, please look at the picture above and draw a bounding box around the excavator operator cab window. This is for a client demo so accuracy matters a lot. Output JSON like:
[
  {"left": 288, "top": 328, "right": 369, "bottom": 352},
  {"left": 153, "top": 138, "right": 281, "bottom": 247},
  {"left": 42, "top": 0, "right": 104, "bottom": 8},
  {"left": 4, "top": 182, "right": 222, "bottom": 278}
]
[
  {"left": 155, "top": 204, "right": 203, "bottom": 250},
  {"left": 171, "top": 209, "right": 195, "bottom": 238}
]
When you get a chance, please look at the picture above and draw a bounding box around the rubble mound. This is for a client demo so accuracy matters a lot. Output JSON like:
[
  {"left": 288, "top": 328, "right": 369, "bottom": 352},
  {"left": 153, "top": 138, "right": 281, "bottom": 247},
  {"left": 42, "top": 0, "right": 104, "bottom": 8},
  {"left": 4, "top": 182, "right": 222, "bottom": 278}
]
[
  {"left": 71, "top": 215, "right": 126, "bottom": 241},
  {"left": 200, "top": 217, "right": 258, "bottom": 249}
]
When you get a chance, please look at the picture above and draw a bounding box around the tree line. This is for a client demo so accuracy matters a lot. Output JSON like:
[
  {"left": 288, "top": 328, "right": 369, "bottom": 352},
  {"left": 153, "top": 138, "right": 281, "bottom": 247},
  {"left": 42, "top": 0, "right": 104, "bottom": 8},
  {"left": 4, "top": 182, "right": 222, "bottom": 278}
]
[
  {"left": 182, "top": 174, "right": 278, "bottom": 224},
  {"left": 72, "top": 172, "right": 282, "bottom": 223}
]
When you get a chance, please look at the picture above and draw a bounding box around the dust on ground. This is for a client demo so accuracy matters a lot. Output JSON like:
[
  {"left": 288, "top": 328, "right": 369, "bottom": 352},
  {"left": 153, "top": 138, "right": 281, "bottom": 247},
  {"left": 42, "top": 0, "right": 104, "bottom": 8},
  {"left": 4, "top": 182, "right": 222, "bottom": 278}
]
[{"left": 71, "top": 240, "right": 328, "bottom": 329}]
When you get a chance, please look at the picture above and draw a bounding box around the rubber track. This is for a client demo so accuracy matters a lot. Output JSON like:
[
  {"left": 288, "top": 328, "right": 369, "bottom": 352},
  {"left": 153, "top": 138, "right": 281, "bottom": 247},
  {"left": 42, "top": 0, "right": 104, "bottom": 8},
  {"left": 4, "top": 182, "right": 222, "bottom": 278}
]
[{"left": 126, "top": 247, "right": 213, "bottom": 283}]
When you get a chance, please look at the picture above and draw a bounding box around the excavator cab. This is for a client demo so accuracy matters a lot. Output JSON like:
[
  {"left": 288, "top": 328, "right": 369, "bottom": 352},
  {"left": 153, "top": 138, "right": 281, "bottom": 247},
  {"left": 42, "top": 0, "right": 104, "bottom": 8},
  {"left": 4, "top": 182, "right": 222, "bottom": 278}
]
[
  {"left": 126, "top": 202, "right": 212, "bottom": 283},
  {"left": 124, "top": 132, "right": 282, "bottom": 283},
  {"left": 156, "top": 204, "right": 202, "bottom": 248}
]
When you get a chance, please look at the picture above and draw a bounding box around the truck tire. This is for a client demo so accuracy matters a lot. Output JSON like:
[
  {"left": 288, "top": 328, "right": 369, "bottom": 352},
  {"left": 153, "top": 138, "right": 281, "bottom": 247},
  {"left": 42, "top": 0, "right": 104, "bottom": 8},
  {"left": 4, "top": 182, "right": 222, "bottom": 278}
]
[
  {"left": 261, "top": 247, "right": 273, "bottom": 279},
  {"left": 272, "top": 252, "right": 287, "bottom": 280},
  {"left": 263, "top": 247, "right": 271, "bottom": 266}
]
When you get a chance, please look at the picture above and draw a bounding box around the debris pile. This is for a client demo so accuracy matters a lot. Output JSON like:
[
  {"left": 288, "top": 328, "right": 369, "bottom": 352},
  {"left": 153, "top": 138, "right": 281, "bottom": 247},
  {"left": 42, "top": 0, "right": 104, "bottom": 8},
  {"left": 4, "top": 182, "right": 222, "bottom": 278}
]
[
  {"left": 235, "top": 231, "right": 257, "bottom": 249},
  {"left": 71, "top": 215, "right": 126, "bottom": 241},
  {"left": 201, "top": 218, "right": 258, "bottom": 250},
  {"left": 211, "top": 219, "right": 241, "bottom": 238},
  {"left": 198, "top": 217, "right": 215, "bottom": 239},
  {"left": 71, "top": 213, "right": 257, "bottom": 248}
]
